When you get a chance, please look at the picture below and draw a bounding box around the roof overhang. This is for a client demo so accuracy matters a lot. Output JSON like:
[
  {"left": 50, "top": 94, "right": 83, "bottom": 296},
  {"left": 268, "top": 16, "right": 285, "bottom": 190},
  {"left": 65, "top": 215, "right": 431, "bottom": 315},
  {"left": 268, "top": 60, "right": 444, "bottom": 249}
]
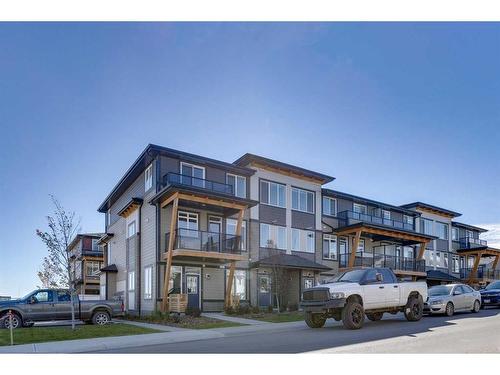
[
  {"left": 250, "top": 253, "right": 331, "bottom": 271},
  {"left": 456, "top": 247, "right": 500, "bottom": 257},
  {"left": 452, "top": 222, "right": 488, "bottom": 233},
  {"left": 400, "top": 202, "right": 461, "bottom": 218},
  {"left": 98, "top": 233, "right": 114, "bottom": 245},
  {"left": 100, "top": 264, "right": 118, "bottom": 273},
  {"left": 117, "top": 197, "right": 143, "bottom": 218},
  {"left": 335, "top": 223, "right": 437, "bottom": 245}
]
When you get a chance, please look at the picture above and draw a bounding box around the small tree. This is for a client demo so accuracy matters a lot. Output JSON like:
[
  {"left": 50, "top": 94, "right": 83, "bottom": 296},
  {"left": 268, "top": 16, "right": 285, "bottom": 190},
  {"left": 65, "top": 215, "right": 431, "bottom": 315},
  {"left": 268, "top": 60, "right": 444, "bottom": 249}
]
[
  {"left": 37, "top": 256, "right": 61, "bottom": 288},
  {"left": 36, "top": 195, "right": 80, "bottom": 330},
  {"left": 267, "top": 247, "right": 291, "bottom": 313}
]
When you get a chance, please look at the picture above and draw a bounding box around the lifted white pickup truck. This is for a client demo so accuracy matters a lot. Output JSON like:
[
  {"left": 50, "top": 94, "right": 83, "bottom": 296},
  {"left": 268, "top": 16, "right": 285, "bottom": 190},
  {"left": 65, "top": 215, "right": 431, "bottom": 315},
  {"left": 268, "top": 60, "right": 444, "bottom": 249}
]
[{"left": 301, "top": 267, "right": 428, "bottom": 330}]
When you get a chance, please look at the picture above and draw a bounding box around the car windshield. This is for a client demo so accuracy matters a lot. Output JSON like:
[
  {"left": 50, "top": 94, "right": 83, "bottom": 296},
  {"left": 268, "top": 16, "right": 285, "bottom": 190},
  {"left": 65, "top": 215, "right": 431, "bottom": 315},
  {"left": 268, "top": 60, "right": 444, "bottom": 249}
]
[
  {"left": 429, "top": 285, "right": 453, "bottom": 296},
  {"left": 485, "top": 281, "right": 500, "bottom": 290},
  {"left": 337, "top": 269, "right": 367, "bottom": 283}
]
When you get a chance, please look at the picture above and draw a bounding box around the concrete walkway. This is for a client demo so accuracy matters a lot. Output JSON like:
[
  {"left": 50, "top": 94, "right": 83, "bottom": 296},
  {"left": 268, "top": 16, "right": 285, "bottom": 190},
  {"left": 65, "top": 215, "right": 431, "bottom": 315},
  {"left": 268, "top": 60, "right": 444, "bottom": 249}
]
[
  {"left": 202, "top": 313, "right": 271, "bottom": 325},
  {"left": 114, "top": 319, "right": 187, "bottom": 332}
]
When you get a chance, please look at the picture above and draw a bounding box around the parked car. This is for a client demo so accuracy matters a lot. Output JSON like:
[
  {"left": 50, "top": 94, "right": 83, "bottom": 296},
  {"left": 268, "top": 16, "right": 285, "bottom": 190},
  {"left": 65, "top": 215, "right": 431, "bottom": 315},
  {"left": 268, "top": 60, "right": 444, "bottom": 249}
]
[
  {"left": 479, "top": 280, "right": 500, "bottom": 308},
  {"left": 424, "top": 284, "right": 481, "bottom": 316},
  {"left": 0, "top": 289, "right": 124, "bottom": 329},
  {"left": 300, "top": 267, "right": 428, "bottom": 330}
]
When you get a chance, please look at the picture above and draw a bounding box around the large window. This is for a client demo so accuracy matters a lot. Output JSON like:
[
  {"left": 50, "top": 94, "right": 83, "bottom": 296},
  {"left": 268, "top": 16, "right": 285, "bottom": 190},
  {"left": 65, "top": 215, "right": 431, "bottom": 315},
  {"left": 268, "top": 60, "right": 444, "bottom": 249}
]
[
  {"left": 291, "top": 228, "right": 315, "bottom": 253},
  {"left": 226, "top": 174, "right": 246, "bottom": 198},
  {"left": 227, "top": 270, "right": 247, "bottom": 300},
  {"left": 86, "top": 261, "right": 101, "bottom": 276},
  {"left": 145, "top": 163, "right": 153, "bottom": 191},
  {"left": 260, "top": 223, "right": 286, "bottom": 250},
  {"left": 226, "top": 219, "right": 246, "bottom": 251},
  {"left": 180, "top": 162, "right": 205, "bottom": 187},
  {"left": 452, "top": 255, "right": 460, "bottom": 273},
  {"left": 178, "top": 211, "right": 199, "bottom": 236},
  {"left": 353, "top": 203, "right": 367, "bottom": 214},
  {"left": 92, "top": 239, "right": 99, "bottom": 251},
  {"left": 452, "top": 227, "right": 459, "bottom": 241},
  {"left": 421, "top": 218, "right": 434, "bottom": 235},
  {"left": 260, "top": 180, "right": 286, "bottom": 208},
  {"left": 323, "top": 234, "right": 337, "bottom": 260},
  {"left": 322, "top": 197, "right": 337, "bottom": 216},
  {"left": 144, "top": 266, "right": 152, "bottom": 300},
  {"left": 436, "top": 222, "right": 449, "bottom": 240},
  {"left": 292, "top": 187, "right": 314, "bottom": 213}
]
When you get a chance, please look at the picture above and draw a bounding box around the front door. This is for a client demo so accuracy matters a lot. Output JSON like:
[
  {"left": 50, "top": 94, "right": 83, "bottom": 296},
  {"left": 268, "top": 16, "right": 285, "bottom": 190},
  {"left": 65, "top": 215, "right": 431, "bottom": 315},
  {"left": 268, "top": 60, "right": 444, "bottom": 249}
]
[
  {"left": 258, "top": 275, "right": 272, "bottom": 307},
  {"left": 186, "top": 274, "right": 200, "bottom": 309}
]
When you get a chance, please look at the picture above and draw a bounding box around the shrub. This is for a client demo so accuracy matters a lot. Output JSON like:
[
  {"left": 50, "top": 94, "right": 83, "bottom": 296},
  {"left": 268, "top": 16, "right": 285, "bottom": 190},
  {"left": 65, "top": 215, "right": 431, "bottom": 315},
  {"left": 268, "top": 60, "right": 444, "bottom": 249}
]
[
  {"left": 267, "top": 305, "right": 274, "bottom": 313},
  {"left": 191, "top": 307, "right": 202, "bottom": 318},
  {"left": 288, "top": 303, "right": 298, "bottom": 312},
  {"left": 251, "top": 305, "right": 260, "bottom": 314},
  {"left": 236, "top": 304, "right": 250, "bottom": 315},
  {"left": 224, "top": 306, "right": 234, "bottom": 315},
  {"left": 170, "top": 313, "right": 181, "bottom": 323}
]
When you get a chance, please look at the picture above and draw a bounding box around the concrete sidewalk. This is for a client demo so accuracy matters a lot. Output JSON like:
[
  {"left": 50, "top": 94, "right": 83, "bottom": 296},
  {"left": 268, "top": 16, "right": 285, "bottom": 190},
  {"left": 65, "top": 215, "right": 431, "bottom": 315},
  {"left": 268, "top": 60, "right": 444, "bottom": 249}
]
[
  {"left": 0, "top": 320, "right": 305, "bottom": 353},
  {"left": 202, "top": 313, "right": 271, "bottom": 325}
]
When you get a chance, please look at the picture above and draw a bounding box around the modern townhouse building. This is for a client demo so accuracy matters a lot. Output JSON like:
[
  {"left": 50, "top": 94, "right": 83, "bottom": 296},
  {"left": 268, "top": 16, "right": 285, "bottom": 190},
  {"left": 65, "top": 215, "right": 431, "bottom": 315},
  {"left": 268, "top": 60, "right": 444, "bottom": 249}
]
[
  {"left": 67, "top": 233, "right": 104, "bottom": 296},
  {"left": 96, "top": 144, "right": 500, "bottom": 315}
]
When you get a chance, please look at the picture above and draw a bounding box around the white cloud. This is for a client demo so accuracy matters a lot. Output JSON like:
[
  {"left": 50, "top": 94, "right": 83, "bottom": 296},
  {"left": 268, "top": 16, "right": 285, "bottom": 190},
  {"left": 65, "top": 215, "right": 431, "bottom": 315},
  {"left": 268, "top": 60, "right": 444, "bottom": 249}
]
[{"left": 478, "top": 223, "right": 500, "bottom": 249}]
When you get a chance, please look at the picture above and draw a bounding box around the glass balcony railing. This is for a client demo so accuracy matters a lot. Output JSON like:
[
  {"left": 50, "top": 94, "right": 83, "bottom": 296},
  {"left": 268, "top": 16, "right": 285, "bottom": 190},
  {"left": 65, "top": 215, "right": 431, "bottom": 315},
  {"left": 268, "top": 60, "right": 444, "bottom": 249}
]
[
  {"left": 460, "top": 266, "right": 500, "bottom": 280},
  {"left": 166, "top": 229, "right": 242, "bottom": 255},
  {"left": 337, "top": 210, "right": 415, "bottom": 231},
  {"left": 458, "top": 237, "right": 488, "bottom": 250},
  {"left": 161, "top": 172, "right": 234, "bottom": 195},
  {"left": 338, "top": 253, "right": 425, "bottom": 272}
]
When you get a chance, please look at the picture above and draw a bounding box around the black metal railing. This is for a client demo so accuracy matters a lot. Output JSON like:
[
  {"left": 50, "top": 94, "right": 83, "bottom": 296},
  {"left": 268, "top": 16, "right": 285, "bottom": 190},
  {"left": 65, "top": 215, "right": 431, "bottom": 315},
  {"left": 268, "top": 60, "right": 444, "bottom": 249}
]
[
  {"left": 460, "top": 266, "right": 500, "bottom": 280},
  {"left": 337, "top": 210, "right": 415, "bottom": 231},
  {"left": 166, "top": 229, "right": 242, "bottom": 254},
  {"left": 161, "top": 172, "right": 233, "bottom": 195},
  {"left": 339, "top": 253, "right": 425, "bottom": 272},
  {"left": 458, "top": 237, "right": 487, "bottom": 250}
]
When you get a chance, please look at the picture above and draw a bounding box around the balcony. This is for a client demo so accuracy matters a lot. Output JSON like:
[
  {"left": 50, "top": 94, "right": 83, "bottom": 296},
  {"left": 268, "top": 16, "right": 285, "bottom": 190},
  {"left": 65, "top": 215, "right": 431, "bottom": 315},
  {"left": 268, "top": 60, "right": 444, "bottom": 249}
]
[
  {"left": 337, "top": 210, "right": 415, "bottom": 232},
  {"left": 458, "top": 237, "right": 488, "bottom": 250},
  {"left": 161, "top": 172, "right": 234, "bottom": 196},
  {"left": 165, "top": 229, "right": 243, "bottom": 260},
  {"left": 460, "top": 266, "right": 500, "bottom": 280},
  {"left": 339, "top": 253, "right": 426, "bottom": 273}
]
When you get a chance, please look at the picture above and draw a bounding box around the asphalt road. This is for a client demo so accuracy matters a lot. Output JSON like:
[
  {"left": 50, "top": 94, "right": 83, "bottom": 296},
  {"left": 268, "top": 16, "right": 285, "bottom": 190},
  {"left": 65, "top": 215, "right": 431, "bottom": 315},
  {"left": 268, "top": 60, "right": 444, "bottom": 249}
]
[{"left": 95, "top": 308, "right": 500, "bottom": 353}]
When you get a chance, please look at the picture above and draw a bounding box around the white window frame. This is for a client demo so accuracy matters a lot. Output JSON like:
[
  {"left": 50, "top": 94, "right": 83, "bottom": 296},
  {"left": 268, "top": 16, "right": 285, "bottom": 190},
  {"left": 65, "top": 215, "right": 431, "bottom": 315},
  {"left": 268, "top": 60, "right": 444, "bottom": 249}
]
[
  {"left": 260, "top": 180, "right": 286, "bottom": 208},
  {"left": 227, "top": 269, "right": 247, "bottom": 300},
  {"left": 357, "top": 238, "right": 365, "bottom": 253},
  {"left": 127, "top": 221, "right": 137, "bottom": 238},
  {"left": 145, "top": 163, "right": 153, "bottom": 191},
  {"left": 292, "top": 187, "right": 314, "bottom": 214},
  {"left": 323, "top": 234, "right": 338, "bottom": 260},
  {"left": 260, "top": 223, "right": 287, "bottom": 250},
  {"left": 466, "top": 230, "right": 474, "bottom": 239},
  {"left": 86, "top": 261, "right": 101, "bottom": 276},
  {"left": 452, "top": 255, "right": 460, "bottom": 273},
  {"left": 291, "top": 228, "right": 314, "bottom": 253},
  {"left": 107, "top": 243, "right": 112, "bottom": 265},
  {"left": 353, "top": 203, "right": 367, "bottom": 214},
  {"left": 403, "top": 215, "right": 414, "bottom": 225},
  {"left": 178, "top": 211, "right": 199, "bottom": 236},
  {"left": 226, "top": 218, "right": 246, "bottom": 251},
  {"left": 322, "top": 197, "right": 337, "bottom": 216},
  {"left": 180, "top": 162, "right": 206, "bottom": 178},
  {"left": 436, "top": 222, "right": 449, "bottom": 240},
  {"left": 226, "top": 173, "right": 246, "bottom": 198},
  {"left": 128, "top": 271, "right": 136, "bottom": 310},
  {"left": 421, "top": 218, "right": 434, "bottom": 235},
  {"left": 452, "top": 227, "right": 459, "bottom": 241},
  {"left": 91, "top": 239, "right": 99, "bottom": 251},
  {"left": 144, "top": 266, "right": 153, "bottom": 300}
]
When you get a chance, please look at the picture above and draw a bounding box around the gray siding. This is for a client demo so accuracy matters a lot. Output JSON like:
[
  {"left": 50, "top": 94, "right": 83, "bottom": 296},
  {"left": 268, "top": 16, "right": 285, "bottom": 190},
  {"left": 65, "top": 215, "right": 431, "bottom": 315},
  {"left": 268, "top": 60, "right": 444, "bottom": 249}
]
[
  {"left": 435, "top": 239, "right": 449, "bottom": 251},
  {"left": 291, "top": 210, "right": 315, "bottom": 229},
  {"left": 259, "top": 205, "right": 286, "bottom": 226}
]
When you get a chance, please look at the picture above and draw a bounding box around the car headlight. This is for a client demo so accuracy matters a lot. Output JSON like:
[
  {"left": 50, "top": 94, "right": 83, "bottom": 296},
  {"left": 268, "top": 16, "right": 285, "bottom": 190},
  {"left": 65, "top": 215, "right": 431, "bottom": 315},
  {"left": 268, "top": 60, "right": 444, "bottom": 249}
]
[
  {"left": 431, "top": 300, "right": 443, "bottom": 305},
  {"left": 330, "top": 292, "right": 345, "bottom": 299}
]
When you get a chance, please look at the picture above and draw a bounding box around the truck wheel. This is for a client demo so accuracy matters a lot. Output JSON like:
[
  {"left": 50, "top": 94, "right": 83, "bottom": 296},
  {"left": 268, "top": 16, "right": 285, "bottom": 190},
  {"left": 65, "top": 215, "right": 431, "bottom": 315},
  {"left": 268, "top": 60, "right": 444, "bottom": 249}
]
[
  {"left": 305, "top": 312, "right": 326, "bottom": 328},
  {"left": 366, "top": 312, "right": 383, "bottom": 321},
  {"left": 92, "top": 310, "right": 111, "bottom": 326},
  {"left": 342, "top": 301, "right": 364, "bottom": 330},
  {"left": 404, "top": 295, "right": 423, "bottom": 321},
  {"left": 445, "top": 302, "right": 454, "bottom": 317},
  {"left": 2, "top": 312, "right": 22, "bottom": 329}
]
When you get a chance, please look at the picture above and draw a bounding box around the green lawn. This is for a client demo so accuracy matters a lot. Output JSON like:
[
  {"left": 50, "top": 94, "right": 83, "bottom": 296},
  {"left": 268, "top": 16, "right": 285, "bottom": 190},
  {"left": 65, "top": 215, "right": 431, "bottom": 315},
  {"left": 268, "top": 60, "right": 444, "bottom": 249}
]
[
  {"left": 0, "top": 323, "right": 160, "bottom": 346},
  {"left": 125, "top": 315, "right": 244, "bottom": 329},
  {"left": 238, "top": 311, "right": 304, "bottom": 323}
]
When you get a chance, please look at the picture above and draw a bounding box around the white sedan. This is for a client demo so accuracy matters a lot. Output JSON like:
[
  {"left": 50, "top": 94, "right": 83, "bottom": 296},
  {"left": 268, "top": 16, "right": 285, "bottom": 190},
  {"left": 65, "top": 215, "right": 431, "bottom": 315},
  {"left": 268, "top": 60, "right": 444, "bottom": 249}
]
[{"left": 424, "top": 284, "right": 481, "bottom": 316}]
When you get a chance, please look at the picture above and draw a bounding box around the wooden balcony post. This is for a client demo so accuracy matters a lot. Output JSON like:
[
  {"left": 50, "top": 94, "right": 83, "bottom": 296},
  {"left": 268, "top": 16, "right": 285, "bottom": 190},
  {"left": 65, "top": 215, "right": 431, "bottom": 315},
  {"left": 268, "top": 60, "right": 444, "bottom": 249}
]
[
  {"left": 161, "top": 196, "right": 179, "bottom": 313},
  {"left": 235, "top": 208, "right": 245, "bottom": 251},
  {"left": 492, "top": 254, "right": 500, "bottom": 271},
  {"left": 467, "top": 252, "right": 483, "bottom": 284},
  {"left": 348, "top": 229, "right": 362, "bottom": 268},
  {"left": 225, "top": 261, "right": 236, "bottom": 308},
  {"left": 417, "top": 241, "right": 429, "bottom": 260}
]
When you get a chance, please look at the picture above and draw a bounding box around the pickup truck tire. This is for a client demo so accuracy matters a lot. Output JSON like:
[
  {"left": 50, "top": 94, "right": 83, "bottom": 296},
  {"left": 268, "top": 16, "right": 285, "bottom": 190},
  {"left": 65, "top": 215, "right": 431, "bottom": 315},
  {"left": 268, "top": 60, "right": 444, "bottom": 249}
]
[
  {"left": 445, "top": 302, "right": 454, "bottom": 317},
  {"left": 404, "top": 295, "right": 423, "bottom": 321},
  {"left": 366, "top": 312, "right": 383, "bottom": 321},
  {"left": 342, "top": 301, "right": 364, "bottom": 330},
  {"left": 1, "top": 312, "right": 22, "bottom": 329},
  {"left": 305, "top": 312, "right": 326, "bottom": 328},
  {"left": 92, "top": 310, "right": 111, "bottom": 325}
]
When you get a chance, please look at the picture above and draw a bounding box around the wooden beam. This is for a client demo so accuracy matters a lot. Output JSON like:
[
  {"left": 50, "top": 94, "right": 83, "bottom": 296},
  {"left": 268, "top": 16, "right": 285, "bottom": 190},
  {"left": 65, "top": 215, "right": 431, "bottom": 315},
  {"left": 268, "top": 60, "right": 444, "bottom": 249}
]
[
  {"left": 160, "top": 192, "right": 179, "bottom": 209},
  {"left": 348, "top": 229, "right": 362, "bottom": 268},
  {"left": 249, "top": 162, "right": 325, "bottom": 184},
  {"left": 235, "top": 208, "right": 245, "bottom": 252},
  {"left": 177, "top": 193, "right": 247, "bottom": 210},
  {"left": 225, "top": 261, "right": 236, "bottom": 308},
  {"left": 417, "top": 241, "right": 429, "bottom": 260},
  {"left": 164, "top": 249, "right": 246, "bottom": 262},
  {"left": 492, "top": 254, "right": 499, "bottom": 271},
  {"left": 161, "top": 197, "right": 179, "bottom": 312},
  {"left": 467, "top": 252, "right": 483, "bottom": 284},
  {"left": 335, "top": 225, "right": 432, "bottom": 244}
]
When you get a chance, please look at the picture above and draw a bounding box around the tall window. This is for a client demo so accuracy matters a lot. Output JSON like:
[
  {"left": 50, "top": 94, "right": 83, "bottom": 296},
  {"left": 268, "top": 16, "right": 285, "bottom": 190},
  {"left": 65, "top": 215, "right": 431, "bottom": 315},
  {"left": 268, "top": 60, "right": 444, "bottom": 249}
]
[
  {"left": 452, "top": 227, "right": 459, "bottom": 241},
  {"left": 323, "top": 234, "right": 337, "bottom": 260},
  {"left": 291, "top": 229, "right": 314, "bottom": 253},
  {"left": 421, "top": 218, "right": 433, "bottom": 235},
  {"left": 260, "top": 223, "right": 286, "bottom": 250},
  {"left": 180, "top": 162, "right": 205, "bottom": 187},
  {"left": 292, "top": 187, "right": 314, "bottom": 214},
  {"left": 127, "top": 221, "right": 136, "bottom": 238},
  {"left": 357, "top": 239, "right": 365, "bottom": 253},
  {"left": 322, "top": 197, "right": 337, "bottom": 216},
  {"left": 107, "top": 243, "right": 112, "bottom": 265},
  {"left": 227, "top": 270, "right": 247, "bottom": 300},
  {"left": 452, "top": 256, "right": 459, "bottom": 273},
  {"left": 92, "top": 239, "right": 99, "bottom": 251},
  {"left": 144, "top": 266, "right": 152, "bottom": 300},
  {"left": 226, "top": 219, "right": 246, "bottom": 250},
  {"left": 178, "top": 211, "right": 198, "bottom": 236},
  {"left": 260, "top": 180, "right": 286, "bottom": 208},
  {"left": 226, "top": 174, "right": 246, "bottom": 198},
  {"left": 128, "top": 271, "right": 135, "bottom": 310},
  {"left": 403, "top": 215, "right": 413, "bottom": 226},
  {"left": 86, "top": 261, "right": 101, "bottom": 276},
  {"left": 435, "top": 222, "right": 449, "bottom": 240},
  {"left": 353, "top": 203, "right": 367, "bottom": 215},
  {"left": 466, "top": 230, "right": 474, "bottom": 239},
  {"left": 145, "top": 163, "right": 153, "bottom": 191}
]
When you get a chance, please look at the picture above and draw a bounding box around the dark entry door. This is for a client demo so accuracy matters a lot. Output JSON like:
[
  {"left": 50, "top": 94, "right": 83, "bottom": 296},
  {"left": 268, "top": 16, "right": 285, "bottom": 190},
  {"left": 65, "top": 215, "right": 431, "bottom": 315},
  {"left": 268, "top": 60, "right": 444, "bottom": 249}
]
[
  {"left": 186, "top": 274, "right": 200, "bottom": 309},
  {"left": 258, "top": 275, "right": 271, "bottom": 307}
]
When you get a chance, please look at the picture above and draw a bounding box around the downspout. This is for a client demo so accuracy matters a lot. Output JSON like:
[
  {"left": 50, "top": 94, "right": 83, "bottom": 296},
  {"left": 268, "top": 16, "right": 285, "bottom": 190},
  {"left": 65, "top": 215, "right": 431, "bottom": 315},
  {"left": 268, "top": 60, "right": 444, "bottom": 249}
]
[{"left": 137, "top": 202, "right": 143, "bottom": 314}]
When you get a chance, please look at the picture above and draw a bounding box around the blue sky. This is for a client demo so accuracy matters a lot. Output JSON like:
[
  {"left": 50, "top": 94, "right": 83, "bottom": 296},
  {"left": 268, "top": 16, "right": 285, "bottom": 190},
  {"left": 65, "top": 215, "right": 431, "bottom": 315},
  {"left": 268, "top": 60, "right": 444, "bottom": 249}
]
[{"left": 1, "top": 23, "right": 499, "bottom": 297}]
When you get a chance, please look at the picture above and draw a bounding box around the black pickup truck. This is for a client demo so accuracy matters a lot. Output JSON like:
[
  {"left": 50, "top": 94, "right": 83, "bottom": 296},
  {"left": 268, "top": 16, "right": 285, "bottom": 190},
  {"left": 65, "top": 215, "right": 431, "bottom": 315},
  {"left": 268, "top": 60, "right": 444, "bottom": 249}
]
[{"left": 0, "top": 289, "right": 124, "bottom": 329}]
